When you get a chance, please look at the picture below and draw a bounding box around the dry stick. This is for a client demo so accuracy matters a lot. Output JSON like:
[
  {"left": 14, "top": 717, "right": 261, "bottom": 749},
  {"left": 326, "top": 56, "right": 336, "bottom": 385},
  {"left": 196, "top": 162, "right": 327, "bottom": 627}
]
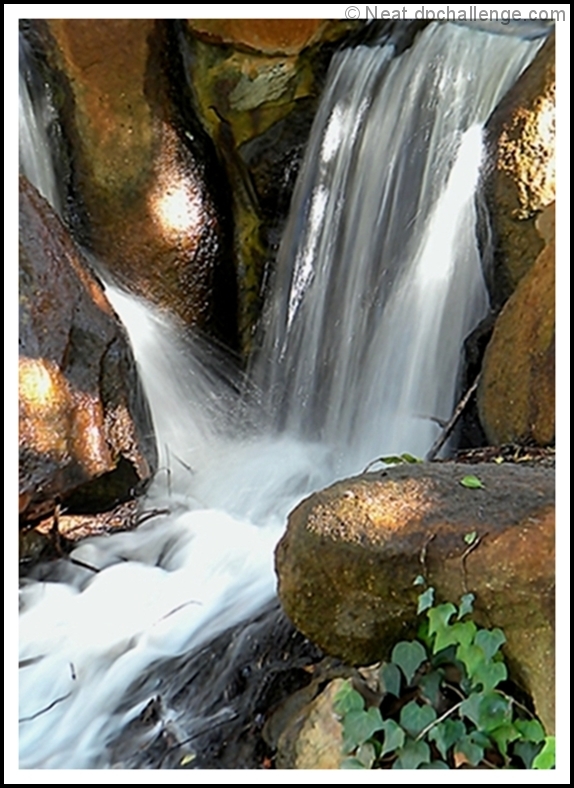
[
  {"left": 19, "top": 692, "right": 72, "bottom": 723},
  {"left": 425, "top": 373, "right": 481, "bottom": 462},
  {"left": 461, "top": 532, "right": 487, "bottom": 594}
]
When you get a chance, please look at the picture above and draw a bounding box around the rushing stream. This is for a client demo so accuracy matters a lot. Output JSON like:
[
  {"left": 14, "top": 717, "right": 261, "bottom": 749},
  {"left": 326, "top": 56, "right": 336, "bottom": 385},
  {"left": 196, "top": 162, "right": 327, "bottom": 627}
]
[{"left": 19, "top": 22, "right": 544, "bottom": 768}]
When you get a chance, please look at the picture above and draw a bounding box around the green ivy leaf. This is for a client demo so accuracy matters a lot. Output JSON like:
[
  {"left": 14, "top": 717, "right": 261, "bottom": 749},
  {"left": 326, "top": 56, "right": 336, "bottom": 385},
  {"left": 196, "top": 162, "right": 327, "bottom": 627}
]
[
  {"left": 391, "top": 640, "right": 427, "bottom": 685},
  {"left": 333, "top": 680, "right": 365, "bottom": 716},
  {"left": 532, "top": 736, "right": 555, "bottom": 769},
  {"left": 417, "top": 669, "right": 443, "bottom": 707},
  {"left": 417, "top": 587, "right": 435, "bottom": 614},
  {"left": 379, "top": 455, "right": 407, "bottom": 465},
  {"left": 427, "top": 603, "right": 457, "bottom": 653},
  {"left": 457, "top": 592, "right": 475, "bottom": 619},
  {"left": 470, "top": 691, "right": 512, "bottom": 733},
  {"left": 341, "top": 757, "right": 366, "bottom": 769},
  {"left": 379, "top": 662, "right": 402, "bottom": 698},
  {"left": 454, "top": 734, "right": 484, "bottom": 767},
  {"left": 513, "top": 739, "right": 543, "bottom": 769},
  {"left": 399, "top": 700, "right": 437, "bottom": 738},
  {"left": 355, "top": 741, "right": 376, "bottom": 768},
  {"left": 463, "top": 530, "right": 478, "bottom": 544},
  {"left": 489, "top": 722, "right": 520, "bottom": 758},
  {"left": 471, "top": 660, "right": 507, "bottom": 692},
  {"left": 413, "top": 574, "right": 426, "bottom": 586},
  {"left": 420, "top": 760, "right": 450, "bottom": 769},
  {"left": 342, "top": 707, "right": 385, "bottom": 753},
  {"left": 456, "top": 642, "right": 486, "bottom": 680},
  {"left": 459, "top": 692, "right": 484, "bottom": 727},
  {"left": 514, "top": 719, "right": 546, "bottom": 744},
  {"left": 460, "top": 475, "right": 484, "bottom": 489},
  {"left": 381, "top": 719, "right": 405, "bottom": 757},
  {"left": 474, "top": 628, "right": 506, "bottom": 660},
  {"left": 428, "top": 719, "right": 466, "bottom": 760},
  {"left": 401, "top": 452, "right": 422, "bottom": 463},
  {"left": 392, "top": 739, "right": 431, "bottom": 769}
]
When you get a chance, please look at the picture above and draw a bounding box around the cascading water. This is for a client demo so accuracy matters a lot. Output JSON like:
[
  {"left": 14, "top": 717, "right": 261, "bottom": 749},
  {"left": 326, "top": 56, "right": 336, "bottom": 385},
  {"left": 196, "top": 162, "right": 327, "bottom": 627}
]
[{"left": 19, "top": 22, "right": 544, "bottom": 768}]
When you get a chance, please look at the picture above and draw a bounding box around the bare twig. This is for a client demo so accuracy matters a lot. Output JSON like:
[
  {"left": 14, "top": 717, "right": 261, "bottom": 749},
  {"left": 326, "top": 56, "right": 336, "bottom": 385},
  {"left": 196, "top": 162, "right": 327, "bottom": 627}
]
[
  {"left": 19, "top": 692, "right": 71, "bottom": 723},
  {"left": 415, "top": 699, "right": 465, "bottom": 741},
  {"left": 419, "top": 533, "right": 436, "bottom": 576},
  {"left": 425, "top": 373, "right": 481, "bottom": 461},
  {"left": 461, "top": 532, "right": 487, "bottom": 593}
]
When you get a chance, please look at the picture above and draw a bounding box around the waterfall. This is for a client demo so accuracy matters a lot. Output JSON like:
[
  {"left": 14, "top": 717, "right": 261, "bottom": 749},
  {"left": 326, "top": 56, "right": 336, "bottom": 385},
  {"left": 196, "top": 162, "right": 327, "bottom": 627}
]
[{"left": 18, "top": 23, "right": 543, "bottom": 769}]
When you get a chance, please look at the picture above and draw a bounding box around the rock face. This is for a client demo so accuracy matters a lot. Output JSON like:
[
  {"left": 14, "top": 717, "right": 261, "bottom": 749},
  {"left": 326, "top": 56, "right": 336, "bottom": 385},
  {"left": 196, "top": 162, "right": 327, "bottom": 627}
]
[
  {"left": 19, "top": 177, "right": 157, "bottom": 521},
  {"left": 183, "top": 20, "right": 357, "bottom": 352},
  {"left": 276, "top": 462, "right": 555, "bottom": 732},
  {"left": 274, "top": 679, "right": 344, "bottom": 769},
  {"left": 478, "top": 202, "right": 555, "bottom": 446},
  {"left": 36, "top": 20, "right": 237, "bottom": 346},
  {"left": 485, "top": 32, "right": 555, "bottom": 304}
]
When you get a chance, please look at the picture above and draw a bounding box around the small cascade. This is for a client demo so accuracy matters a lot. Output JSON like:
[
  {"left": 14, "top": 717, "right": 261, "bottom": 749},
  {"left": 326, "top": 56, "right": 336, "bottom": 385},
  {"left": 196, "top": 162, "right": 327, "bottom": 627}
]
[{"left": 18, "top": 22, "right": 543, "bottom": 768}]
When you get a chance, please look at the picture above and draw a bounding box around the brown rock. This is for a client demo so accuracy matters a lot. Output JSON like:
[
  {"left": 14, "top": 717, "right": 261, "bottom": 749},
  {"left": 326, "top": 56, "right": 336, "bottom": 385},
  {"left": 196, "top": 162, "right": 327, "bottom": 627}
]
[
  {"left": 478, "top": 202, "right": 555, "bottom": 446},
  {"left": 187, "top": 20, "right": 351, "bottom": 56},
  {"left": 485, "top": 32, "right": 555, "bottom": 300},
  {"left": 19, "top": 176, "right": 157, "bottom": 521},
  {"left": 40, "top": 20, "right": 237, "bottom": 344},
  {"left": 275, "top": 462, "right": 555, "bottom": 732},
  {"left": 275, "top": 679, "right": 345, "bottom": 769}
]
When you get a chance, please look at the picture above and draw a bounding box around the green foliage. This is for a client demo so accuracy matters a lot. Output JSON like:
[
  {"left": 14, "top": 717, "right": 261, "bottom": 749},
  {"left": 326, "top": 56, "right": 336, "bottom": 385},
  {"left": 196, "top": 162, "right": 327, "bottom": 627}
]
[
  {"left": 460, "top": 474, "right": 485, "bottom": 489},
  {"left": 332, "top": 584, "right": 554, "bottom": 770}
]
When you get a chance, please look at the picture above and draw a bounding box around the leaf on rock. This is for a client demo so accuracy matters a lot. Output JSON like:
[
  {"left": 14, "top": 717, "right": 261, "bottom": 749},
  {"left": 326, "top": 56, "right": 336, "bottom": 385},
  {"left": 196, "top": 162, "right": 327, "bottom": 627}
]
[
  {"left": 417, "top": 587, "right": 435, "bottom": 614},
  {"left": 427, "top": 603, "right": 456, "bottom": 651},
  {"left": 333, "top": 680, "right": 365, "bottom": 716},
  {"left": 532, "top": 736, "right": 555, "bottom": 769},
  {"left": 381, "top": 719, "right": 405, "bottom": 757},
  {"left": 454, "top": 734, "right": 484, "bottom": 767},
  {"left": 342, "top": 707, "right": 385, "bottom": 753},
  {"left": 460, "top": 475, "right": 484, "bottom": 489},
  {"left": 391, "top": 640, "right": 427, "bottom": 685},
  {"left": 471, "top": 660, "right": 507, "bottom": 692},
  {"left": 428, "top": 719, "right": 467, "bottom": 760},
  {"left": 457, "top": 592, "right": 475, "bottom": 619},
  {"left": 379, "top": 661, "right": 402, "bottom": 698},
  {"left": 474, "top": 628, "right": 506, "bottom": 660},
  {"left": 399, "top": 700, "right": 437, "bottom": 738},
  {"left": 392, "top": 739, "right": 431, "bottom": 769}
]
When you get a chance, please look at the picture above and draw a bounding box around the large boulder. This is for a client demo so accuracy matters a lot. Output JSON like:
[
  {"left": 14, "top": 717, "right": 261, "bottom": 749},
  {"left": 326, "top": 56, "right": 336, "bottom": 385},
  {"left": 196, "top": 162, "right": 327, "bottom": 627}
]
[
  {"left": 33, "top": 20, "right": 237, "bottom": 346},
  {"left": 19, "top": 176, "right": 157, "bottom": 521},
  {"left": 478, "top": 202, "right": 555, "bottom": 446},
  {"left": 485, "top": 32, "right": 555, "bottom": 304},
  {"left": 276, "top": 462, "right": 555, "bottom": 732}
]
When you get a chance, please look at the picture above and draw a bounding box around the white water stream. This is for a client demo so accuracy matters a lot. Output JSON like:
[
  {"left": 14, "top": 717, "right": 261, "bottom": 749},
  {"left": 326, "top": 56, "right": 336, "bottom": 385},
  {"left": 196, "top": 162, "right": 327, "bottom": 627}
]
[{"left": 19, "top": 23, "right": 542, "bottom": 768}]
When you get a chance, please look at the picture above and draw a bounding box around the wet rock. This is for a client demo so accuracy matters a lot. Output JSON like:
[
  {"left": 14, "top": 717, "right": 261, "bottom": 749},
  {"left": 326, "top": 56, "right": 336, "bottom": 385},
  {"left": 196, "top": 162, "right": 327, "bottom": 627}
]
[
  {"left": 183, "top": 22, "right": 356, "bottom": 352},
  {"left": 19, "top": 176, "right": 157, "bottom": 521},
  {"left": 478, "top": 202, "right": 555, "bottom": 446},
  {"left": 485, "top": 32, "right": 555, "bottom": 304},
  {"left": 186, "top": 20, "right": 352, "bottom": 57},
  {"left": 275, "top": 462, "right": 555, "bottom": 732},
  {"left": 37, "top": 20, "right": 237, "bottom": 346}
]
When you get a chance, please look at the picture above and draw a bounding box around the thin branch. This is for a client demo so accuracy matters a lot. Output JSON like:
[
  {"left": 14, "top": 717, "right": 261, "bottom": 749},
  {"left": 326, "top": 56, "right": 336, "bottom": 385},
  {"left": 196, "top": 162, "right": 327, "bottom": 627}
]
[
  {"left": 415, "top": 699, "right": 465, "bottom": 741},
  {"left": 425, "top": 373, "right": 481, "bottom": 461},
  {"left": 19, "top": 692, "right": 71, "bottom": 723},
  {"left": 461, "top": 532, "right": 487, "bottom": 593}
]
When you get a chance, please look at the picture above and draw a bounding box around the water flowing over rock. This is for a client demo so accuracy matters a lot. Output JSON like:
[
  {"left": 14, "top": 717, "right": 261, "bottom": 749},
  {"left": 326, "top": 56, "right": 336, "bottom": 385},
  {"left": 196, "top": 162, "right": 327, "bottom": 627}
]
[
  {"left": 485, "top": 32, "right": 555, "bottom": 304},
  {"left": 477, "top": 202, "right": 555, "bottom": 446},
  {"left": 32, "top": 20, "right": 237, "bottom": 345},
  {"left": 17, "top": 21, "right": 551, "bottom": 769},
  {"left": 275, "top": 462, "right": 555, "bottom": 732},
  {"left": 19, "top": 176, "right": 157, "bottom": 521}
]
